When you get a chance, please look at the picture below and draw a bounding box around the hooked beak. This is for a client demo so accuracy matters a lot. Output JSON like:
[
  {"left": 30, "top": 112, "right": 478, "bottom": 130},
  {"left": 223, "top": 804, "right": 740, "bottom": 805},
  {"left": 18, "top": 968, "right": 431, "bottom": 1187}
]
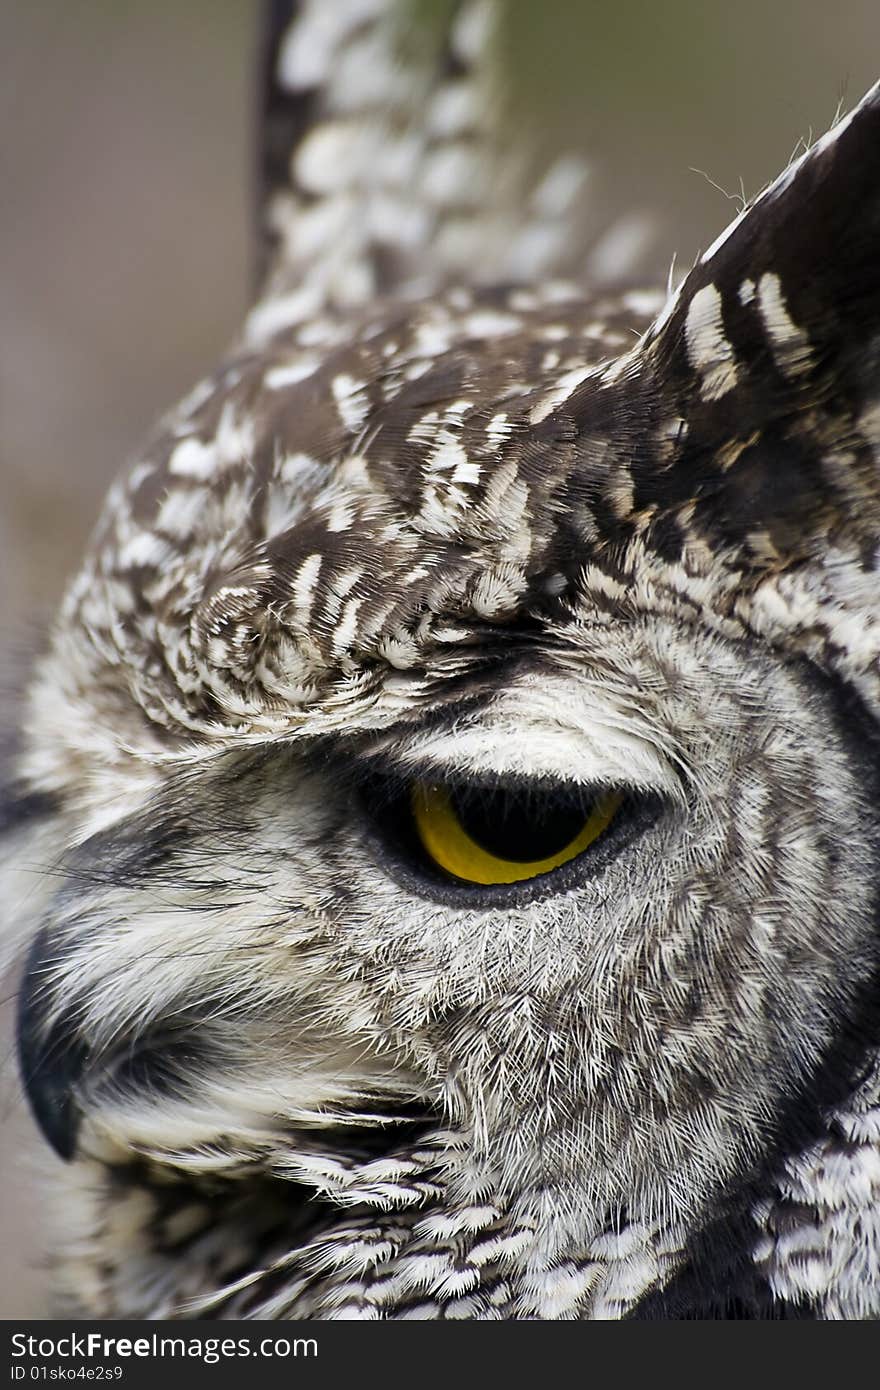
[{"left": 17, "top": 927, "right": 88, "bottom": 1161}]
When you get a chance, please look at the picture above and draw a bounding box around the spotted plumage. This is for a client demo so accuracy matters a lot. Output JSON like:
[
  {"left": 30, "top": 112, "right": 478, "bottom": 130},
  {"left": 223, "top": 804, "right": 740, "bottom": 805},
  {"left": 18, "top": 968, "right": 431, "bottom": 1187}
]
[{"left": 5, "top": 1, "right": 880, "bottom": 1319}]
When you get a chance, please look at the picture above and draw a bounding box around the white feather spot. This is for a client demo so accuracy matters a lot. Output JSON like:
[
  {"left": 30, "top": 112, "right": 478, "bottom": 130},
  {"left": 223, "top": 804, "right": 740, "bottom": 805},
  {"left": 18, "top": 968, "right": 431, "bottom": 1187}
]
[
  {"left": 277, "top": 0, "right": 385, "bottom": 90},
  {"left": 756, "top": 271, "right": 813, "bottom": 377},
  {"left": 332, "top": 595, "right": 363, "bottom": 655},
  {"left": 528, "top": 365, "right": 595, "bottom": 424},
  {"left": 463, "top": 309, "right": 522, "bottom": 339},
  {"left": 118, "top": 530, "right": 170, "bottom": 569},
  {"left": 292, "top": 553, "right": 322, "bottom": 624},
  {"left": 168, "top": 438, "right": 215, "bottom": 480},
  {"left": 156, "top": 487, "right": 208, "bottom": 539},
  {"left": 332, "top": 374, "right": 369, "bottom": 433},
  {"left": 264, "top": 358, "right": 320, "bottom": 390},
  {"left": 427, "top": 81, "right": 479, "bottom": 139},
  {"left": 685, "top": 283, "right": 738, "bottom": 400},
  {"left": 245, "top": 286, "right": 324, "bottom": 344},
  {"left": 738, "top": 278, "right": 757, "bottom": 306}
]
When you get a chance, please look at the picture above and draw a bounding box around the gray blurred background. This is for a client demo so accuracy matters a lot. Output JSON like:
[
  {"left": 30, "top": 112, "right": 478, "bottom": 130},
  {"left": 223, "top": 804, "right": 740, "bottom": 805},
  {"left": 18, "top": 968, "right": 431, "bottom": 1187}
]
[{"left": 1, "top": 0, "right": 879, "bottom": 1318}]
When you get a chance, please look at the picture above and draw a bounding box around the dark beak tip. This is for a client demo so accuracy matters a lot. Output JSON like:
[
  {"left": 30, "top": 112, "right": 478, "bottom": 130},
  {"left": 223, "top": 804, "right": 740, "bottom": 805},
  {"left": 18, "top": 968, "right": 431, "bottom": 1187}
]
[
  {"left": 18, "top": 1054, "right": 82, "bottom": 1161},
  {"left": 16, "top": 928, "right": 86, "bottom": 1162}
]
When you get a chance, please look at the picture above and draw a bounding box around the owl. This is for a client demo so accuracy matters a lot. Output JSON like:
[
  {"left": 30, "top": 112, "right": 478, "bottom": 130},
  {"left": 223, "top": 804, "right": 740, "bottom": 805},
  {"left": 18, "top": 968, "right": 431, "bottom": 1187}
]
[{"left": 4, "top": 0, "right": 880, "bottom": 1319}]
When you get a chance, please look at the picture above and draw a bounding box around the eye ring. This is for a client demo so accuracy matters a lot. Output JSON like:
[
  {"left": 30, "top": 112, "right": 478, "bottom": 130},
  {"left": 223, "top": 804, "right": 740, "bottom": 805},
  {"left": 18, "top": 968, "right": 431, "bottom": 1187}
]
[
  {"left": 357, "top": 767, "right": 663, "bottom": 907},
  {"left": 410, "top": 781, "right": 623, "bottom": 886}
]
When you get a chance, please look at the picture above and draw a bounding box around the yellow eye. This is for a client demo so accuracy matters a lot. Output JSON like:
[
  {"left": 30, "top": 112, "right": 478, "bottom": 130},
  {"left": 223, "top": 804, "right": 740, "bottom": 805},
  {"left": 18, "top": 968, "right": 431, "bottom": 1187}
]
[{"left": 410, "top": 781, "right": 622, "bottom": 886}]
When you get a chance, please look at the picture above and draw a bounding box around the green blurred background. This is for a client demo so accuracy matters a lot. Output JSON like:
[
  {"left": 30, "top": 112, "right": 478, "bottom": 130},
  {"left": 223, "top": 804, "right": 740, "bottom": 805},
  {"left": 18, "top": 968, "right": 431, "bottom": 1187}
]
[{"left": 1, "top": 0, "right": 878, "bottom": 1316}]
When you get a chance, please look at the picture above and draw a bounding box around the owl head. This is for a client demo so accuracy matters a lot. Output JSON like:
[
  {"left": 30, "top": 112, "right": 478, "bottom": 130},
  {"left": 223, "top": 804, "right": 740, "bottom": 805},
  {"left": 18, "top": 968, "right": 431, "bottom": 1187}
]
[{"left": 7, "top": 2, "right": 880, "bottom": 1318}]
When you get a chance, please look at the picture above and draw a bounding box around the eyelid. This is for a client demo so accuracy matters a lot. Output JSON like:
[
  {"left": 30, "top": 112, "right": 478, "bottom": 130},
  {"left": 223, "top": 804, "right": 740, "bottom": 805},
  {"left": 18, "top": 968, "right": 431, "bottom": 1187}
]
[
  {"left": 352, "top": 683, "right": 687, "bottom": 804},
  {"left": 410, "top": 731, "right": 679, "bottom": 790}
]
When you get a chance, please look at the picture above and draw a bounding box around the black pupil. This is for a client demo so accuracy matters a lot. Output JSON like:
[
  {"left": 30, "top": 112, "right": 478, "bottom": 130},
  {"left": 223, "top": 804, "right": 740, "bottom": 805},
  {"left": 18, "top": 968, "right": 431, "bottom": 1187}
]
[{"left": 449, "top": 786, "right": 590, "bottom": 863}]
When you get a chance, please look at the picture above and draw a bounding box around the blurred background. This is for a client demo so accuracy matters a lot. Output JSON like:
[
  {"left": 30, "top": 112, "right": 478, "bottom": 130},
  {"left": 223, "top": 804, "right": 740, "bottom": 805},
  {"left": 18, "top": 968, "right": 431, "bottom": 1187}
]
[{"left": 1, "top": 0, "right": 879, "bottom": 1317}]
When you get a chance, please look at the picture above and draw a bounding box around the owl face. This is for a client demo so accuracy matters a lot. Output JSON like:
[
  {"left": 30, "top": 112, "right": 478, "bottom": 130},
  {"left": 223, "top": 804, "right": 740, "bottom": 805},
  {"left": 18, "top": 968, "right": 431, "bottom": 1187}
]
[
  {"left": 16, "top": 534, "right": 880, "bottom": 1270},
  {"left": 11, "top": 28, "right": 880, "bottom": 1314},
  {"left": 17, "top": 307, "right": 880, "bottom": 1254}
]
